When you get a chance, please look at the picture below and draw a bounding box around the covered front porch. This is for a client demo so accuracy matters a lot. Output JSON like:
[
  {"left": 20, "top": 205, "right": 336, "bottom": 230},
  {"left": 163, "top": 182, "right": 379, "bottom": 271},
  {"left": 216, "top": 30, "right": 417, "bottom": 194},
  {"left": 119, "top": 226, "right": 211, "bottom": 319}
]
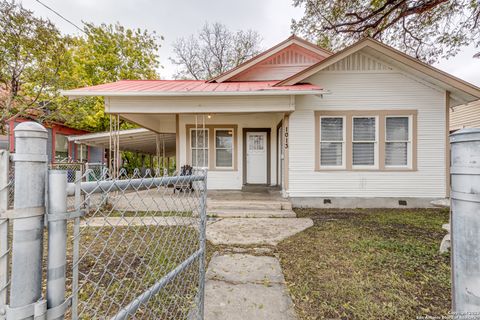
[
  {"left": 176, "top": 112, "right": 287, "bottom": 190},
  {"left": 109, "top": 111, "right": 288, "bottom": 191},
  {"left": 62, "top": 79, "right": 326, "bottom": 193},
  {"left": 102, "top": 96, "right": 295, "bottom": 193}
]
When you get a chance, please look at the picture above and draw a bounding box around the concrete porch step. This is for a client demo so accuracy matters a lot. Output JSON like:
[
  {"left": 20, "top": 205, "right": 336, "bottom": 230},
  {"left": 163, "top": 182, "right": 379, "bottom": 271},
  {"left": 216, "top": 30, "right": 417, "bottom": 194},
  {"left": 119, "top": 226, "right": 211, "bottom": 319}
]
[
  {"left": 207, "top": 200, "right": 292, "bottom": 211},
  {"left": 207, "top": 209, "right": 296, "bottom": 218}
]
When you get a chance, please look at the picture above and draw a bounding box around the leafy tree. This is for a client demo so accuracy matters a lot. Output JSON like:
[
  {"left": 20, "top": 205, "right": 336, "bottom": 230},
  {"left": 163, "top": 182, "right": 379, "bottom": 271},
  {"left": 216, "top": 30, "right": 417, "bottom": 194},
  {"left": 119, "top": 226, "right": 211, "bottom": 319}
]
[
  {"left": 170, "top": 22, "right": 262, "bottom": 80},
  {"left": 0, "top": 1, "right": 162, "bottom": 133},
  {"left": 60, "top": 23, "right": 162, "bottom": 131},
  {"left": 292, "top": 0, "right": 480, "bottom": 63},
  {"left": 0, "top": 1, "right": 68, "bottom": 133}
]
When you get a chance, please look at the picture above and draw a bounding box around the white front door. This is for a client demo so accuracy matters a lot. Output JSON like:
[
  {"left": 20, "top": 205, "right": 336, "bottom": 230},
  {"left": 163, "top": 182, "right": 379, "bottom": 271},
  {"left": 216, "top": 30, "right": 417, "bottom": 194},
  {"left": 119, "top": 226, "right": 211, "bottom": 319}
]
[{"left": 246, "top": 131, "right": 267, "bottom": 184}]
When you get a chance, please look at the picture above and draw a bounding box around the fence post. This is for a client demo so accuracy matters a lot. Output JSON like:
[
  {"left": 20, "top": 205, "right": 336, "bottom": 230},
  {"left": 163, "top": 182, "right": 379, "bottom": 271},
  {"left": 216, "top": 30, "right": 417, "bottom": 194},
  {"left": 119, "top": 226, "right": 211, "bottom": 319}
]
[
  {"left": 450, "top": 128, "right": 480, "bottom": 314},
  {"left": 0, "top": 150, "right": 9, "bottom": 309},
  {"left": 46, "top": 170, "right": 68, "bottom": 320},
  {"left": 198, "top": 171, "right": 207, "bottom": 319},
  {"left": 8, "top": 122, "right": 48, "bottom": 319}
]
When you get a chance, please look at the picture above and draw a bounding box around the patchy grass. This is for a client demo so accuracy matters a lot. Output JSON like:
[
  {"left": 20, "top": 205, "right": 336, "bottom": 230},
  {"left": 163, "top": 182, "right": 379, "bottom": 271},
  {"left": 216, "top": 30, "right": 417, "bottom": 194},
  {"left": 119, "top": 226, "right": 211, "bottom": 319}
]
[
  {"left": 277, "top": 208, "right": 450, "bottom": 320},
  {"left": 64, "top": 224, "right": 203, "bottom": 319}
]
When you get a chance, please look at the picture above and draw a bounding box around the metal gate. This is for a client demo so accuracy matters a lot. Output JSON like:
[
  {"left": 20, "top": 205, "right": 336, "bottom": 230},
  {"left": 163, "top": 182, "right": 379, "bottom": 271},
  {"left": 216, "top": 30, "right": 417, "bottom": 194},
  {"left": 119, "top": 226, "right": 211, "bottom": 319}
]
[{"left": 0, "top": 122, "right": 207, "bottom": 320}]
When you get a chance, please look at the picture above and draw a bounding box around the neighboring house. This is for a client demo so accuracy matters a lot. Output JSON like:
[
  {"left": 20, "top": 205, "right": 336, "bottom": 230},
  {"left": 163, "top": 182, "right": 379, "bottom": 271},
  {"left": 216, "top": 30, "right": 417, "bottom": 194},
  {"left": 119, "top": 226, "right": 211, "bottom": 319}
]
[
  {"left": 62, "top": 35, "right": 480, "bottom": 208},
  {"left": 450, "top": 99, "right": 480, "bottom": 132},
  {"left": 6, "top": 116, "right": 104, "bottom": 163},
  {"left": 0, "top": 135, "right": 8, "bottom": 150}
]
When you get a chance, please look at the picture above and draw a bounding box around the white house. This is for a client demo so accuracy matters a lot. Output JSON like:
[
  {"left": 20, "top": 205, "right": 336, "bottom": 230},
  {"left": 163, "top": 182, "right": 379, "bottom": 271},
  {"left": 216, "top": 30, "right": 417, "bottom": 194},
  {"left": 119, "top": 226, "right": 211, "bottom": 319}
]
[
  {"left": 450, "top": 99, "right": 480, "bottom": 132},
  {"left": 62, "top": 36, "right": 480, "bottom": 208}
]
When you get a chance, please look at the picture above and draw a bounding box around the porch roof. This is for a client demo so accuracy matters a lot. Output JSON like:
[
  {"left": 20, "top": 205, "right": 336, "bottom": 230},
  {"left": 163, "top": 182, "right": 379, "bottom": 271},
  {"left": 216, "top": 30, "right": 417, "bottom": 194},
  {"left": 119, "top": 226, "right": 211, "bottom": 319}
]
[
  {"left": 61, "top": 80, "right": 325, "bottom": 98},
  {"left": 68, "top": 128, "right": 176, "bottom": 156}
]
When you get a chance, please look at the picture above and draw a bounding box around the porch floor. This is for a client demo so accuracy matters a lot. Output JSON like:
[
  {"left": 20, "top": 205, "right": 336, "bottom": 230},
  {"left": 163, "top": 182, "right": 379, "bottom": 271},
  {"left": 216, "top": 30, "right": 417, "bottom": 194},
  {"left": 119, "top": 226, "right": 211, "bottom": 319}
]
[
  {"left": 208, "top": 187, "right": 285, "bottom": 202},
  {"left": 207, "top": 188, "right": 293, "bottom": 218}
]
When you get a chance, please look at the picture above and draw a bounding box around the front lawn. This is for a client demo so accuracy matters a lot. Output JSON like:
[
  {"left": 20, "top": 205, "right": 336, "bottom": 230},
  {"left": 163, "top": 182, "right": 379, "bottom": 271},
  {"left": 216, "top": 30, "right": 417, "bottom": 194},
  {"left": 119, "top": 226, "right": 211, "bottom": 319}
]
[{"left": 277, "top": 208, "right": 450, "bottom": 320}]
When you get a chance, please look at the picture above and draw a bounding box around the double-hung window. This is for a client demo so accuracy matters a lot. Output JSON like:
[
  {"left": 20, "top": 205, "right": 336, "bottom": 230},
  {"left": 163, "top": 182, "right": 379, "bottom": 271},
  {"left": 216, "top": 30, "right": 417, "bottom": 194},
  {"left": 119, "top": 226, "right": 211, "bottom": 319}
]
[
  {"left": 316, "top": 111, "right": 415, "bottom": 171},
  {"left": 320, "top": 117, "right": 345, "bottom": 168},
  {"left": 385, "top": 116, "right": 411, "bottom": 167},
  {"left": 352, "top": 117, "right": 377, "bottom": 168},
  {"left": 215, "top": 129, "right": 234, "bottom": 169},
  {"left": 191, "top": 128, "right": 208, "bottom": 168}
]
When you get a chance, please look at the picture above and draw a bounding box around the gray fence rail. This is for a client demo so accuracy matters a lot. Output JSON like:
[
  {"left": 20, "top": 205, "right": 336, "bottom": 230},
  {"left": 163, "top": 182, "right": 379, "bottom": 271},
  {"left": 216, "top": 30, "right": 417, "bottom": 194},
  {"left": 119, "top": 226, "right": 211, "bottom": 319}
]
[{"left": 0, "top": 122, "right": 207, "bottom": 320}]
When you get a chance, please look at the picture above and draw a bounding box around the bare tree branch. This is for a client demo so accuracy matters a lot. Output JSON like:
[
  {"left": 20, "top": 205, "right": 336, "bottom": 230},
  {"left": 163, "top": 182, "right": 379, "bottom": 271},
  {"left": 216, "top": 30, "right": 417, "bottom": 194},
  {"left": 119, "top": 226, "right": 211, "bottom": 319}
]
[{"left": 170, "top": 22, "right": 262, "bottom": 80}]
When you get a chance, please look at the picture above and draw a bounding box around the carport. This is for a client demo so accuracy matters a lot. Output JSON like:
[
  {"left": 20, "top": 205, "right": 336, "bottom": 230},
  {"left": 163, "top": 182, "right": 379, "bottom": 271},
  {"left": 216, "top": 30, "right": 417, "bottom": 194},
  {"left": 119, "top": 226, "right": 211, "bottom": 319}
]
[{"left": 68, "top": 128, "right": 176, "bottom": 174}]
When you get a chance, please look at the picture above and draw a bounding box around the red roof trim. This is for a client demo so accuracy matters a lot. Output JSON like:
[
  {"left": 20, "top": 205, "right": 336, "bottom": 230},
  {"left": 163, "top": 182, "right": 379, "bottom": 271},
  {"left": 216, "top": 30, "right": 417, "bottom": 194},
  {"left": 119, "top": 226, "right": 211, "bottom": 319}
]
[{"left": 207, "top": 35, "right": 332, "bottom": 83}]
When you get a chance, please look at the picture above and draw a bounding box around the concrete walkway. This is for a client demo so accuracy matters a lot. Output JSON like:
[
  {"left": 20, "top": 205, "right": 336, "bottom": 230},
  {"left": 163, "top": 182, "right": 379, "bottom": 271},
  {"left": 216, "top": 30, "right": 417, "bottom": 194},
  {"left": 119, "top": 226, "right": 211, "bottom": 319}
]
[
  {"left": 204, "top": 217, "right": 313, "bottom": 320},
  {"left": 205, "top": 253, "right": 297, "bottom": 320},
  {"left": 206, "top": 217, "right": 313, "bottom": 245}
]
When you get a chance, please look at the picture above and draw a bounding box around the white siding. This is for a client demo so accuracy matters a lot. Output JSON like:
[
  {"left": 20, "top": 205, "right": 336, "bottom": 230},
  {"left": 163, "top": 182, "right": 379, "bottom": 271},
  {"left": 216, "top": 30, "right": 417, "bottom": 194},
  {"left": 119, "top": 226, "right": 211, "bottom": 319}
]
[
  {"left": 450, "top": 99, "right": 480, "bottom": 131},
  {"left": 179, "top": 113, "right": 283, "bottom": 190},
  {"left": 289, "top": 65, "right": 447, "bottom": 198}
]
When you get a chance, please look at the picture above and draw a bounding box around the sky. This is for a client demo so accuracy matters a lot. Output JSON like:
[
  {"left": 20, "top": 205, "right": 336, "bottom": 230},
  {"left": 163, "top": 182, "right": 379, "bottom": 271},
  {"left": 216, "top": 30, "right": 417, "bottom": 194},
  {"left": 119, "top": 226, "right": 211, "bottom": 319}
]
[{"left": 20, "top": 0, "right": 480, "bottom": 86}]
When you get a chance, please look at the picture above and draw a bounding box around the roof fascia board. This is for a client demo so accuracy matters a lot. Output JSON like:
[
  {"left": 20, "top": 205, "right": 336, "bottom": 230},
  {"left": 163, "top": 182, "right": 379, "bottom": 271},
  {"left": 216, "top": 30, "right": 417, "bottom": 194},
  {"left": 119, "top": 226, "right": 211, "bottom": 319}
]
[
  {"left": 67, "top": 128, "right": 150, "bottom": 142},
  {"left": 278, "top": 38, "right": 480, "bottom": 100},
  {"left": 61, "top": 89, "right": 328, "bottom": 98},
  {"left": 210, "top": 37, "right": 332, "bottom": 83},
  {"left": 106, "top": 102, "right": 298, "bottom": 114}
]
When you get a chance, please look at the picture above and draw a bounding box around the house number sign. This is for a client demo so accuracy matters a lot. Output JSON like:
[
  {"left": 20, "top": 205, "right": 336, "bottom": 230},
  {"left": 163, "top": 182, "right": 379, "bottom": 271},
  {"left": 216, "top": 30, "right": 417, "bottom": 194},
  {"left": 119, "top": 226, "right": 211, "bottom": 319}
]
[{"left": 284, "top": 126, "right": 289, "bottom": 149}]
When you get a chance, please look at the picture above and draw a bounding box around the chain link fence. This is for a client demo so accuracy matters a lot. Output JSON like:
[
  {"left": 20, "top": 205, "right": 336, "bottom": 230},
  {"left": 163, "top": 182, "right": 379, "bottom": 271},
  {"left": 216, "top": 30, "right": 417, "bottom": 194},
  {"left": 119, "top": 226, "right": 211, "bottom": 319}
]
[
  {"left": 0, "top": 126, "right": 208, "bottom": 320},
  {"left": 62, "top": 168, "right": 207, "bottom": 319},
  {"left": 50, "top": 162, "right": 85, "bottom": 182}
]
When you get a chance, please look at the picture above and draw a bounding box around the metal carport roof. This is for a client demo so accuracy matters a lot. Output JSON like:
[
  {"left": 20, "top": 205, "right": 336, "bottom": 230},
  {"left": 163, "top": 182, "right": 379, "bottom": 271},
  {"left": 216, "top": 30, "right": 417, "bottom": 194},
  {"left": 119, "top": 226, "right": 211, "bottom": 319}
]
[{"left": 68, "top": 128, "right": 176, "bottom": 157}]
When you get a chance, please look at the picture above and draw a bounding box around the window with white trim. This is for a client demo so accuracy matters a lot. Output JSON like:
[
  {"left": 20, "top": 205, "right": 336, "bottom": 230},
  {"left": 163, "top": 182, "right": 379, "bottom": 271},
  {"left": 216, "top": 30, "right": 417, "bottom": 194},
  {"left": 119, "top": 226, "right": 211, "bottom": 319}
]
[
  {"left": 215, "top": 129, "right": 233, "bottom": 168},
  {"left": 320, "top": 117, "right": 345, "bottom": 167},
  {"left": 385, "top": 116, "right": 411, "bottom": 167},
  {"left": 191, "top": 128, "right": 208, "bottom": 168},
  {"left": 352, "top": 117, "right": 377, "bottom": 167}
]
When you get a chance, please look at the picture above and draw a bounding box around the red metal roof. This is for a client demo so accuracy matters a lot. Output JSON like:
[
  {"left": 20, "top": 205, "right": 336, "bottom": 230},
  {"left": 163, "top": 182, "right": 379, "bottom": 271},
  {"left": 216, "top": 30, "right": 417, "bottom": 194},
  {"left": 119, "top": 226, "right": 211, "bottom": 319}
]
[{"left": 67, "top": 80, "right": 322, "bottom": 93}]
